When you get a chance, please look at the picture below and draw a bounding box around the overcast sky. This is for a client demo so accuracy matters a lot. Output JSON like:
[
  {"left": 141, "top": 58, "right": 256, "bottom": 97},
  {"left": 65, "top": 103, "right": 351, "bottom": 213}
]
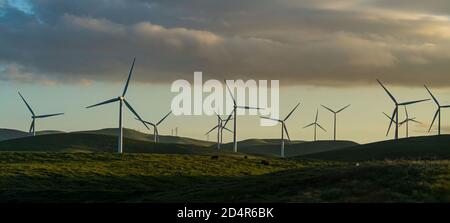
[{"left": 1, "top": 0, "right": 450, "bottom": 143}]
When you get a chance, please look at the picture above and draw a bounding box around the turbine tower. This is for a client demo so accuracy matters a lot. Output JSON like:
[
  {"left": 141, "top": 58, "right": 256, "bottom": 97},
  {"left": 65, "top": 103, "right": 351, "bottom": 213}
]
[
  {"left": 261, "top": 102, "right": 300, "bottom": 158},
  {"left": 224, "top": 81, "right": 263, "bottom": 152},
  {"left": 86, "top": 58, "right": 149, "bottom": 153},
  {"left": 205, "top": 113, "right": 233, "bottom": 149},
  {"left": 377, "top": 79, "right": 429, "bottom": 140},
  {"left": 139, "top": 110, "right": 172, "bottom": 142},
  {"left": 18, "top": 92, "right": 64, "bottom": 136},
  {"left": 303, "top": 109, "right": 326, "bottom": 141},
  {"left": 398, "top": 106, "right": 422, "bottom": 138},
  {"left": 424, "top": 85, "right": 450, "bottom": 135},
  {"left": 321, "top": 104, "right": 350, "bottom": 141}
]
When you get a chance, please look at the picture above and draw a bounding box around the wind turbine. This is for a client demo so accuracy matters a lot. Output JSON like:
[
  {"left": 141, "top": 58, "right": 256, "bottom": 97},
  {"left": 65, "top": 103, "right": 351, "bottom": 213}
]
[
  {"left": 261, "top": 102, "right": 300, "bottom": 158},
  {"left": 86, "top": 58, "right": 149, "bottom": 153},
  {"left": 18, "top": 92, "right": 64, "bottom": 136},
  {"left": 377, "top": 79, "right": 429, "bottom": 140},
  {"left": 303, "top": 109, "right": 326, "bottom": 141},
  {"left": 321, "top": 104, "right": 350, "bottom": 141},
  {"left": 138, "top": 110, "right": 172, "bottom": 142},
  {"left": 205, "top": 113, "right": 233, "bottom": 149},
  {"left": 224, "top": 81, "right": 263, "bottom": 152},
  {"left": 398, "top": 106, "right": 422, "bottom": 138},
  {"left": 424, "top": 85, "right": 450, "bottom": 135}
]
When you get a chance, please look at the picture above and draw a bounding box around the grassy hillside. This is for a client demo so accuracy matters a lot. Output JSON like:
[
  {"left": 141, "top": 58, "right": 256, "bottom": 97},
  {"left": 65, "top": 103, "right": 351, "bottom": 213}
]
[
  {"left": 220, "top": 139, "right": 358, "bottom": 157},
  {"left": 298, "top": 135, "right": 450, "bottom": 161},
  {"left": 79, "top": 128, "right": 215, "bottom": 147},
  {"left": 0, "top": 133, "right": 217, "bottom": 154},
  {"left": 0, "top": 129, "right": 65, "bottom": 141},
  {"left": 0, "top": 152, "right": 449, "bottom": 202}
]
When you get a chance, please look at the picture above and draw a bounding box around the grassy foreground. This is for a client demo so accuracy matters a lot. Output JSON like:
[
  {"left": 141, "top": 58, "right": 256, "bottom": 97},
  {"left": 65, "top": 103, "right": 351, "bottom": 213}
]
[{"left": 1, "top": 152, "right": 450, "bottom": 202}]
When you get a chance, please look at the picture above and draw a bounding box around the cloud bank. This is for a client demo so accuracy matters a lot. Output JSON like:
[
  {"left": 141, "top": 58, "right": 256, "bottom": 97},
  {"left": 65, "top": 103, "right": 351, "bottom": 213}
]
[{"left": 1, "top": 0, "right": 450, "bottom": 86}]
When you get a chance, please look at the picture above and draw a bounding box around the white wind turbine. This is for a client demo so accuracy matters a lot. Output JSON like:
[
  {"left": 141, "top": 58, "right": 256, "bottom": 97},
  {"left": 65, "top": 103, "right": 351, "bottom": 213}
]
[
  {"left": 321, "top": 104, "right": 350, "bottom": 141},
  {"left": 224, "top": 81, "right": 263, "bottom": 152},
  {"left": 424, "top": 85, "right": 450, "bottom": 135},
  {"left": 260, "top": 102, "right": 300, "bottom": 158},
  {"left": 86, "top": 58, "right": 149, "bottom": 153},
  {"left": 205, "top": 113, "right": 233, "bottom": 149},
  {"left": 399, "top": 106, "right": 422, "bottom": 138},
  {"left": 383, "top": 108, "right": 421, "bottom": 138},
  {"left": 18, "top": 92, "right": 64, "bottom": 136},
  {"left": 303, "top": 109, "right": 326, "bottom": 141},
  {"left": 138, "top": 111, "right": 172, "bottom": 142},
  {"left": 377, "top": 79, "right": 429, "bottom": 140}
]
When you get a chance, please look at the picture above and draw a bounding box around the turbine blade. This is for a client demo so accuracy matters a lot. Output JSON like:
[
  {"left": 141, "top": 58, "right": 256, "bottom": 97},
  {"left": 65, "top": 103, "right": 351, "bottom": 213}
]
[
  {"left": 398, "top": 99, "right": 430, "bottom": 106},
  {"left": 428, "top": 109, "right": 439, "bottom": 132},
  {"left": 260, "top": 116, "right": 282, "bottom": 123},
  {"left": 29, "top": 120, "right": 34, "bottom": 133},
  {"left": 123, "top": 99, "right": 149, "bottom": 130},
  {"left": 122, "top": 57, "right": 136, "bottom": 97},
  {"left": 316, "top": 123, "right": 327, "bottom": 132},
  {"left": 424, "top": 85, "right": 440, "bottom": 106},
  {"left": 321, "top": 105, "right": 335, "bottom": 114},
  {"left": 205, "top": 125, "right": 219, "bottom": 135},
  {"left": 236, "top": 105, "right": 263, "bottom": 110},
  {"left": 386, "top": 108, "right": 397, "bottom": 136},
  {"left": 441, "top": 105, "right": 450, "bottom": 108},
  {"left": 283, "top": 124, "right": 291, "bottom": 141},
  {"left": 410, "top": 119, "right": 422, "bottom": 124},
  {"left": 337, "top": 104, "right": 351, "bottom": 113},
  {"left": 156, "top": 111, "right": 172, "bottom": 126},
  {"left": 222, "top": 126, "right": 233, "bottom": 133},
  {"left": 383, "top": 112, "right": 395, "bottom": 122},
  {"left": 18, "top": 92, "right": 35, "bottom": 116},
  {"left": 284, "top": 102, "right": 300, "bottom": 121},
  {"left": 86, "top": 98, "right": 119, "bottom": 109},
  {"left": 222, "top": 111, "right": 234, "bottom": 128},
  {"left": 134, "top": 118, "right": 155, "bottom": 127},
  {"left": 224, "top": 81, "right": 236, "bottom": 104},
  {"left": 35, "top": 113, "right": 64, "bottom": 118},
  {"left": 315, "top": 109, "right": 318, "bottom": 123},
  {"left": 303, "top": 123, "right": 315, "bottom": 128},
  {"left": 377, "top": 79, "right": 397, "bottom": 104},
  {"left": 404, "top": 106, "right": 408, "bottom": 119}
]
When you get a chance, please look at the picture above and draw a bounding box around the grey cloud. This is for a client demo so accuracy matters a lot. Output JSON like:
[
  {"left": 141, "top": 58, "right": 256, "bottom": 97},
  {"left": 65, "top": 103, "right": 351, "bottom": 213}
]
[{"left": 2, "top": 0, "right": 450, "bottom": 86}]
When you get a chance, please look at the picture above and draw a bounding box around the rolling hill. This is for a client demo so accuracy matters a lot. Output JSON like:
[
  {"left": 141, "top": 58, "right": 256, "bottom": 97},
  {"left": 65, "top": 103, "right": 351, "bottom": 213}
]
[
  {"left": 0, "top": 128, "right": 65, "bottom": 141},
  {"left": 0, "top": 132, "right": 217, "bottom": 154},
  {"left": 298, "top": 135, "right": 450, "bottom": 161},
  {"left": 0, "top": 128, "right": 215, "bottom": 147},
  {"left": 220, "top": 139, "right": 358, "bottom": 157},
  {"left": 77, "top": 128, "right": 215, "bottom": 147}
]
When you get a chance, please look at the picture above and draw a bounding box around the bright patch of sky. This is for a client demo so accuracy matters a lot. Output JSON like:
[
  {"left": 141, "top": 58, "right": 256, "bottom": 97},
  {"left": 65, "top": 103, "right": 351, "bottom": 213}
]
[{"left": 6, "top": 0, "right": 34, "bottom": 15}]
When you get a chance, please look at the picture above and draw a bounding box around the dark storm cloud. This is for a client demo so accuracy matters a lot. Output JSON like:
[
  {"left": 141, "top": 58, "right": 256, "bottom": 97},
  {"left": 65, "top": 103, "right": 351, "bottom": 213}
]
[{"left": 1, "top": 0, "right": 450, "bottom": 86}]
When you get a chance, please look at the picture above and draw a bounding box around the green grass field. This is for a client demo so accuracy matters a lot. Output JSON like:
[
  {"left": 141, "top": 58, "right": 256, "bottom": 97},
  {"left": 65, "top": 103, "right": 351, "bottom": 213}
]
[
  {"left": 0, "top": 152, "right": 450, "bottom": 202},
  {"left": 1, "top": 131, "right": 450, "bottom": 202}
]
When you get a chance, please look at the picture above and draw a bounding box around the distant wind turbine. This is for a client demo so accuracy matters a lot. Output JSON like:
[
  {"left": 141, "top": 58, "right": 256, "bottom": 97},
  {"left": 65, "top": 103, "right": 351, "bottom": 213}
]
[
  {"left": 398, "top": 106, "right": 422, "bottom": 138},
  {"left": 321, "top": 104, "right": 350, "bottom": 141},
  {"left": 261, "top": 102, "right": 300, "bottom": 158},
  {"left": 424, "top": 85, "right": 450, "bottom": 135},
  {"left": 377, "top": 79, "right": 429, "bottom": 140},
  {"left": 18, "top": 92, "right": 64, "bottom": 136},
  {"left": 383, "top": 108, "right": 421, "bottom": 138},
  {"left": 303, "top": 109, "right": 326, "bottom": 141},
  {"left": 205, "top": 113, "right": 233, "bottom": 149},
  {"left": 86, "top": 58, "right": 149, "bottom": 153},
  {"left": 225, "top": 81, "right": 263, "bottom": 152},
  {"left": 138, "top": 110, "right": 172, "bottom": 142}
]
